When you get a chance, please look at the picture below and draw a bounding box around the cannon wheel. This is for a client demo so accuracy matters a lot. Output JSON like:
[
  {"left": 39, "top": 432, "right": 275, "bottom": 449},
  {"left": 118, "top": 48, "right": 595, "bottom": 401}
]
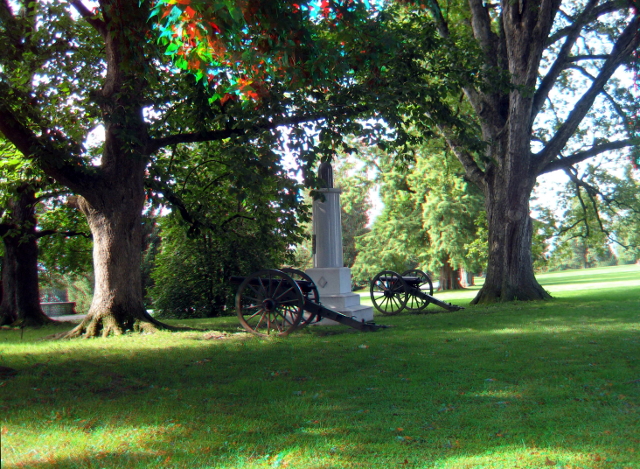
[
  {"left": 402, "top": 269, "right": 434, "bottom": 312},
  {"left": 236, "top": 270, "right": 304, "bottom": 337},
  {"left": 281, "top": 268, "right": 321, "bottom": 326},
  {"left": 370, "top": 270, "right": 409, "bottom": 315}
]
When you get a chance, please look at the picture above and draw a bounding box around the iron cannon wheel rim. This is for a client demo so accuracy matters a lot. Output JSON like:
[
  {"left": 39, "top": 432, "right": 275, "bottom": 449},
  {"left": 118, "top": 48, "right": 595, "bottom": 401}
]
[
  {"left": 236, "top": 269, "right": 304, "bottom": 337},
  {"left": 281, "top": 268, "right": 321, "bottom": 326},
  {"left": 369, "top": 270, "right": 408, "bottom": 315},
  {"left": 402, "top": 269, "right": 434, "bottom": 312}
]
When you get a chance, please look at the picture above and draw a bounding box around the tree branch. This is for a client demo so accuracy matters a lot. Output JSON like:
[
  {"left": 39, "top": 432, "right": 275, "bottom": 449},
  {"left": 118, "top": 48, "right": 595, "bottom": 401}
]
[
  {"left": 424, "top": 0, "right": 449, "bottom": 38},
  {"left": 35, "top": 229, "right": 92, "bottom": 240},
  {"left": 533, "top": 14, "right": 640, "bottom": 175},
  {"left": 546, "top": 1, "right": 621, "bottom": 45},
  {"left": 36, "top": 190, "right": 72, "bottom": 202},
  {"left": 0, "top": 100, "right": 98, "bottom": 193},
  {"left": 437, "top": 125, "right": 486, "bottom": 187},
  {"left": 146, "top": 178, "right": 199, "bottom": 229},
  {"left": 560, "top": 166, "right": 636, "bottom": 249},
  {"left": 147, "top": 128, "right": 244, "bottom": 154},
  {"left": 531, "top": 0, "right": 599, "bottom": 120},
  {"left": 69, "top": 0, "right": 107, "bottom": 37},
  {"left": 566, "top": 63, "right": 631, "bottom": 124},
  {"left": 220, "top": 214, "right": 256, "bottom": 228},
  {"left": 468, "top": 0, "right": 498, "bottom": 63},
  {"left": 147, "top": 107, "right": 367, "bottom": 154},
  {"left": 539, "top": 139, "right": 637, "bottom": 174},
  {"left": 568, "top": 54, "right": 610, "bottom": 62}
]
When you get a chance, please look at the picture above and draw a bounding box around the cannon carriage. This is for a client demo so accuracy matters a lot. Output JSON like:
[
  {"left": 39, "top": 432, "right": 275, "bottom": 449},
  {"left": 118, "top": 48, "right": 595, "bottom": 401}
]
[
  {"left": 230, "top": 269, "right": 385, "bottom": 337},
  {"left": 230, "top": 268, "right": 463, "bottom": 337},
  {"left": 369, "top": 269, "right": 464, "bottom": 315}
]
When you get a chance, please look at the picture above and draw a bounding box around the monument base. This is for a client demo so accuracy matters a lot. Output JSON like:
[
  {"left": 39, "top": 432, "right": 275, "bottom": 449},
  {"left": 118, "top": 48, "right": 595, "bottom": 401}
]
[{"left": 305, "top": 267, "right": 374, "bottom": 324}]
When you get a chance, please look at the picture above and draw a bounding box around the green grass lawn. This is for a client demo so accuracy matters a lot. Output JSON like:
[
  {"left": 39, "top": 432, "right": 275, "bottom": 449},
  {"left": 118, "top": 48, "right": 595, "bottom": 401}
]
[{"left": 1, "top": 264, "right": 639, "bottom": 469}]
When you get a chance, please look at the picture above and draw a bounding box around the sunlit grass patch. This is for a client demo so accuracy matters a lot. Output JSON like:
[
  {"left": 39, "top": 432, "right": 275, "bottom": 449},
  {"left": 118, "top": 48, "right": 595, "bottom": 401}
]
[{"left": 1, "top": 265, "right": 639, "bottom": 468}]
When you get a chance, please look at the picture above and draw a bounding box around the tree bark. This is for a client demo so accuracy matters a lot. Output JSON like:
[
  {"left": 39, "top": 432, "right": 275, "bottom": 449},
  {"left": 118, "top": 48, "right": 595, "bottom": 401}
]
[
  {"left": 58, "top": 0, "right": 174, "bottom": 337},
  {"left": 454, "top": 1, "right": 561, "bottom": 304},
  {"left": 438, "top": 257, "right": 463, "bottom": 291},
  {"left": 0, "top": 185, "right": 52, "bottom": 327},
  {"left": 471, "top": 176, "right": 551, "bottom": 304},
  {"left": 63, "top": 182, "right": 167, "bottom": 337}
]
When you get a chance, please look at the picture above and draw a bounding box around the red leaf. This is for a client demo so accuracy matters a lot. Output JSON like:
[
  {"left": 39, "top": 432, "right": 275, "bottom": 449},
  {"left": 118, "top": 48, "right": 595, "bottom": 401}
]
[{"left": 184, "top": 6, "right": 196, "bottom": 19}]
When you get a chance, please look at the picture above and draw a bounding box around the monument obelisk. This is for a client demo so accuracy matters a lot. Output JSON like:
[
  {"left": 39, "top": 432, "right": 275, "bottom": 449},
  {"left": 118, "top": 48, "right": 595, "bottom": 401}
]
[{"left": 305, "top": 163, "right": 374, "bottom": 322}]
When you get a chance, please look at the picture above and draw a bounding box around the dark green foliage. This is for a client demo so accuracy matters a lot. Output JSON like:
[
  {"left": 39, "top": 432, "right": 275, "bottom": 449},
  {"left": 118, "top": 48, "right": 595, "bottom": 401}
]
[
  {"left": 150, "top": 213, "right": 294, "bottom": 318},
  {"left": 148, "top": 141, "right": 307, "bottom": 318},
  {"left": 352, "top": 142, "right": 485, "bottom": 285},
  {"left": 36, "top": 198, "right": 92, "bottom": 277},
  {"left": 335, "top": 158, "right": 373, "bottom": 269}
]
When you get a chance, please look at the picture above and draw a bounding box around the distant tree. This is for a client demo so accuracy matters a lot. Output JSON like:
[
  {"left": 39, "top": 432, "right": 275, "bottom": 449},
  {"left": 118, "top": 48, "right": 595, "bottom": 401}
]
[
  {"left": 0, "top": 182, "right": 50, "bottom": 326},
  {"left": 37, "top": 196, "right": 94, "bottom": 315},
  {"left": 351, "top": 142, "right": 485, "bottom": 289},
  {"left": 0, "top": 182, "right": 91, "bottom": 326},
  {"left": 0, "top": 140, "right": 91, "bottom": 326},
  {"left": 409, "top": 147, "right": 485, "bottom": 289},
  {"left": 529, "top": 206, "right": 557, "bottom": 272},
  {"left": 335, "top": 157, "right": 373, "bottom": 269},
  {"left": 545, "top": 162, "right": 640, "bottom": 269},
  {"left": 351, "top": 147, "right": 424, "bottom": 283}
]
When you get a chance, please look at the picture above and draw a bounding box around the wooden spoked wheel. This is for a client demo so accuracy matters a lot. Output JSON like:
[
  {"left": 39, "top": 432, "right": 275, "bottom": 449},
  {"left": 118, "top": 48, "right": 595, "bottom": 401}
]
[
  {"left": 281, "top": 268, "right": 321, "bottom": 326},
  {"left": 370, "top": 270, "right": 409, "bottom": 315},
  {"left": 402, "top": 269, "right": 434, "bottom": 312},
  {"left": 236, "top": 270, "right": 304, "bottom": 337}
]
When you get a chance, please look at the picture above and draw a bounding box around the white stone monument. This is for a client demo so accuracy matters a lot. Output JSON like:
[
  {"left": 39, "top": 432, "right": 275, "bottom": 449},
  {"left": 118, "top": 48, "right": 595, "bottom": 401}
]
[{"left": 305, "top": 163, "right": 374, "bottom": 322}]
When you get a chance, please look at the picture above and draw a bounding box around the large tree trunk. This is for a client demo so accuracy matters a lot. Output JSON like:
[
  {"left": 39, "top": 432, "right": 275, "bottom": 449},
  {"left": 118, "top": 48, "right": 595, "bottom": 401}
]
[
  {"left": 463, "top": 2, "right": 558, "bottom": 304},
  {"left": 472, "top": 176, "right": 551, "bottom": 304},
  {"left": 62, "top": 153, "right": 171, "bottom": 338},
  {"left": 60, "top": 0, "right": 173, "bottom": 338},
  {"left": 0, "top": 186, "right": 52, "bottom": 327}
]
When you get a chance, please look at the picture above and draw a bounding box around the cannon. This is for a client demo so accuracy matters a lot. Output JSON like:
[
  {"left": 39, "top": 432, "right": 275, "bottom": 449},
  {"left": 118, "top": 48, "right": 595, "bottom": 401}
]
[
  {"left": 230, "top": 269, "right": 385, "bottom": 337},
  {"left": 369, "top": 269, "right": 464, "bottom": 315}
]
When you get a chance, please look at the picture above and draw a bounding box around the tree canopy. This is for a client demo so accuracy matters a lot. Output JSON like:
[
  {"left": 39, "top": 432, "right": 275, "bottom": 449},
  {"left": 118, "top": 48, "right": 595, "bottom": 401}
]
[
  {"left": 350, "top": 140, "right": 485, "bottom": 287},
  {"left": 402, "top": 1, "right": 639, "bottom": 303},
  {"left": 0, "top": 0, "right": 466, "bottom": 335},
  {"left": 2, "top": 0, "right": 636, "bottom": 337}
]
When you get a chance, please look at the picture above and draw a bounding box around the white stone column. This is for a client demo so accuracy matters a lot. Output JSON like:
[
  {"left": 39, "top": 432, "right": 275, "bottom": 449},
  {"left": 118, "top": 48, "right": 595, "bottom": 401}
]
[
  {"left": 313, "top": 188, "right": 343, "bottom": 268},
  {"left": 305, "top": 181, "right": 373, "bottom": 323}
]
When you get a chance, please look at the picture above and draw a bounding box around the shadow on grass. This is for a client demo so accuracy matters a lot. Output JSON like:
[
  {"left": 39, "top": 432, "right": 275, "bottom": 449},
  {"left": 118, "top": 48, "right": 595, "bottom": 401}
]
[
  {"left": 3, "top": 261, "right": 640, "bottom": 467},
  {"left": 2, "top": 305, "right": 639, "bottom": 468},
  {"left": 3, "top": 452, "right": 180, "bottom": 469}
]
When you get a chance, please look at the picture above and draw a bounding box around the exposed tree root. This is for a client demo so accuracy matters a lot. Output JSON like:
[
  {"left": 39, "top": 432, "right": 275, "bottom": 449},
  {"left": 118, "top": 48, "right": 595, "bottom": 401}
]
[
  {"left": 471, "top": 283, "right": 552, "bottom": 305},
  {"left": 52, "top": 310, "right": 194, "bottom": 339}
]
